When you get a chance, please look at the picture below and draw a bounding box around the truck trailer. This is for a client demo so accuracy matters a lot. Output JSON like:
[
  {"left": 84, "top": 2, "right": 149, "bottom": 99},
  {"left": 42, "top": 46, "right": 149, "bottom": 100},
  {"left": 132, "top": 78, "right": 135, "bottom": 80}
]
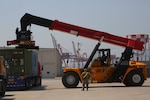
[{"left": 0, "top": 48, "right": 41, "bottom": 90}]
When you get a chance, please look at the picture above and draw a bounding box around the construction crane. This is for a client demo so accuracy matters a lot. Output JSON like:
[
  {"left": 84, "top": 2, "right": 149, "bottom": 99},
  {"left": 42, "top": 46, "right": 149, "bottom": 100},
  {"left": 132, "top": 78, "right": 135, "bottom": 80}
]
[
  {"left": 7, "top": 13, "right": 147, "bottom": 88},
  {"left": 51, "top": 34, "right": 80, "bottom": 67},
  {"left": 72, "top": 41, "right": 87, "bottom": 68}
]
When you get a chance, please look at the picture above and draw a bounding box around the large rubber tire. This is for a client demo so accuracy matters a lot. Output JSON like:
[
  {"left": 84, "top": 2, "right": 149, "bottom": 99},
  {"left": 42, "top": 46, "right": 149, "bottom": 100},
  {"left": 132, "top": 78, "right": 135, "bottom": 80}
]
[
  {"left": 33, "top": 77, "right": 41, "bottom": 86},
  {"left": 62, "top": 72, "right": 79, "bottom": 88},
  {"left": 123, "top": 70, "right": 144, "bottom": 86},
  {"left": 25, "top": 78, "right": 31, "bottom": 89},
  {"left": 38, "top": 77, "right": 42, "bottom": 86}
]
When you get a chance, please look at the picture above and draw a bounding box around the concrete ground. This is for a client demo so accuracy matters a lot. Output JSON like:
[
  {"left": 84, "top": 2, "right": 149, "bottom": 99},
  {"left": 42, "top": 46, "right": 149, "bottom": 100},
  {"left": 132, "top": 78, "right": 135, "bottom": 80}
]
[{"left": 1, "top": 78, "right": 150, "bottom": 100}]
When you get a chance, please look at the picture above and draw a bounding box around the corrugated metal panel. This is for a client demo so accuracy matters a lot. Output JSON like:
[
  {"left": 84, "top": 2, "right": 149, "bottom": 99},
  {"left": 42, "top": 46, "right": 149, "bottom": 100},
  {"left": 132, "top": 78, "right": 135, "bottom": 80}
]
[
  {"left": 0, "top": 49, "right": 25, "bottom": 75},
  {"left": 0, "top": 48, "right": 38, "bottom": 76},
  {"left": 32, "top": 51, "right": 38, "bottom": 76}
]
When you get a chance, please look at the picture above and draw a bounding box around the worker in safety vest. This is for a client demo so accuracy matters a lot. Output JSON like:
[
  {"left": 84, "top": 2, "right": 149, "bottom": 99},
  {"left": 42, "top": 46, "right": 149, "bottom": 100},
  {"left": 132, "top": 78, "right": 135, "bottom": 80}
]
[{"left": 81, "top": 68, "right": 90, "bottom": 91}]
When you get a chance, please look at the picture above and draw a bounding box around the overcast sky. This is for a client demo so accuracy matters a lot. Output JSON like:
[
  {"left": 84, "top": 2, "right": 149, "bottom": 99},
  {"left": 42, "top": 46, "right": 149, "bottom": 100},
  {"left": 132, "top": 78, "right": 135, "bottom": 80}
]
[{"left": 0, "top": 0, "right": 150, "bottom": 57}]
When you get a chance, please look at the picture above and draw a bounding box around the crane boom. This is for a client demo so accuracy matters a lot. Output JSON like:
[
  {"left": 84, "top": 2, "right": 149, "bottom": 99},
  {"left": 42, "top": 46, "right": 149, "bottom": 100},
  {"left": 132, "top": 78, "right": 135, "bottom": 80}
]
[
  {"left": 49, "top": 20, "right": 143, "bottom": 50},
  {"left": 7, "top": 13, "right": 144, "bottom": 51}
]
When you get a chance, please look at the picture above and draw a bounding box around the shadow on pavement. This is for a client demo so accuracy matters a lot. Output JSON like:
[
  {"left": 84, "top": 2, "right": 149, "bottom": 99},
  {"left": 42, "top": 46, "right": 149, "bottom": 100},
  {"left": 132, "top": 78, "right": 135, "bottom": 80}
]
[
  {"left": 0, "top": 94, "right": 15, "bottom": 100},
  {"left": 6, "top": 85, "right": 47, "bottom": 92},
  {"left": 89, "top": 85, "right": 150, "bottom": 88},
  {"left": 29, "top": 85, "right": 47, "bottom": 91}
]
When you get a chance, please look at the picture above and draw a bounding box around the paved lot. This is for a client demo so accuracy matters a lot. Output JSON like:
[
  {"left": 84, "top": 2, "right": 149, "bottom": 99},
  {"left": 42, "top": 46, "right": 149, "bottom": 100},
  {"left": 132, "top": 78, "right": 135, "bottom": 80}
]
[{"left": 1, "top": 78, "right": 150, "bottom": 100}]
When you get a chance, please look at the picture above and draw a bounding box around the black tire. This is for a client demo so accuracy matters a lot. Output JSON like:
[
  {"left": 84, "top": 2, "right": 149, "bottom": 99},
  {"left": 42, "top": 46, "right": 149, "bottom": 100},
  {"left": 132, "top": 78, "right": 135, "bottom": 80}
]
[
  {"left": 25, "top": 78, "right": 31, "bottom": 89},
  {"left": 123, "top": 79, "right": 130, "bottom": 86},
  {"left": 123, "top": 70, "right": 144, "bottom": 86},
  {"left": 33, "top": 77, "right": 41, "bottom": 86},
  {"left": 0, "top": 80, "right": 6, "bottom": 97},
  {"left": 38, "top": 77, "right": 42, "bottom": 86},
  {"left": 62, "top": 72, "right": 79, "bottom": 88}
]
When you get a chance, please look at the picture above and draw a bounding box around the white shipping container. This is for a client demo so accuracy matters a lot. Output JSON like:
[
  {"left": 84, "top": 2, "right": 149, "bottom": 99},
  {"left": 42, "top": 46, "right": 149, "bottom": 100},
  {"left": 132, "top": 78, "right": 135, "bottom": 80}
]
[{"left": 37, "top": 48, "right": 62, "bottom": 78}]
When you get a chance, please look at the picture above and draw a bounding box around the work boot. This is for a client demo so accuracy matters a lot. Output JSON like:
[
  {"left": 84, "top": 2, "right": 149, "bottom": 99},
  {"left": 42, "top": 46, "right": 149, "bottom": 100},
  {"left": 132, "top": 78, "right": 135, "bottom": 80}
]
[{"left": 82, "top": 88, "right": 84, "bottom": 91}]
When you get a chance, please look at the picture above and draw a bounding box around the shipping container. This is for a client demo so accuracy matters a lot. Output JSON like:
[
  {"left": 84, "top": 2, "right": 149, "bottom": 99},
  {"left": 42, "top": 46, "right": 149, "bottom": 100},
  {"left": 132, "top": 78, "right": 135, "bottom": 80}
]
[
  {"left": 37, "top": 48, "right": 62, "bottom": 78},
  {"left": 0, "top": 48, "right": 41, "bottom": 90}
]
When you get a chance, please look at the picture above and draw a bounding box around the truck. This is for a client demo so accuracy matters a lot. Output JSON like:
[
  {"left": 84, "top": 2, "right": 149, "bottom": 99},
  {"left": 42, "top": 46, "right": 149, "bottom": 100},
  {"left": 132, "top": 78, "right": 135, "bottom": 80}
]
[
  {"left": 7, "top": 13, "right": 147, "bottom": 88},
  {"left": 0, "top": 48, "right": 41, "bottom": 90},
  {"left": 0, "top": 56, "right": 7, "bottom": 96}
]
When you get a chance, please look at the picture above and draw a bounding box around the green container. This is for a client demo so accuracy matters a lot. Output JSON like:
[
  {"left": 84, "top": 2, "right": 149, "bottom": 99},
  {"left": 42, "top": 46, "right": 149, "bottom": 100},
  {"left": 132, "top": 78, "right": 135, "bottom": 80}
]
[{"left": 0, "top": 48, "right": 38, "bottom": 76}]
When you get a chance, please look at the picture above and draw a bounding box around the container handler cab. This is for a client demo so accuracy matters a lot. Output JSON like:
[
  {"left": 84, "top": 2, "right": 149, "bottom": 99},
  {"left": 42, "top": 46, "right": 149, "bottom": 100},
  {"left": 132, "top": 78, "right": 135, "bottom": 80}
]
[
  {"left": 7, "top": 13, "right": 147, "bottom": 88},
  {"left": 0, "top": 56, "right": 7, "bottom": 96}
]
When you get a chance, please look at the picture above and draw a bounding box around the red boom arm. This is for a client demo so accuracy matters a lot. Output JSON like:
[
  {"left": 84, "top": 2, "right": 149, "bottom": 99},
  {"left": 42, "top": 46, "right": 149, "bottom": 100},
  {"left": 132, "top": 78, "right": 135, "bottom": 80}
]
[
  {"left": 49, "top": 20, "right": 143, "bottom": 51},
  {"left": 7, "top": 13, "right": 144, "bottom": 51}
]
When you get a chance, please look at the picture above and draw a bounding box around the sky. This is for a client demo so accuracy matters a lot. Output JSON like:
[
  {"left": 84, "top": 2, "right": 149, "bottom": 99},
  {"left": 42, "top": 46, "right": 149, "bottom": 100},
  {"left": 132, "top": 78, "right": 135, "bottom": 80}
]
[{"left": 0, "top": 0, "right": 150, "bottom": 57}]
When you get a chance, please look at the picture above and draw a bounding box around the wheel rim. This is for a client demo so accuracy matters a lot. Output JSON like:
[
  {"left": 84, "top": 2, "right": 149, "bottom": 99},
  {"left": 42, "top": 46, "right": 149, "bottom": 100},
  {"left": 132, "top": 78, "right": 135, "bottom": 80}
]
[
  {"left": 66, "top": 75, "right": 75, "bottom": 85},
  {"left": 132, "top": 74, "right": 141, "bottom": 83}
]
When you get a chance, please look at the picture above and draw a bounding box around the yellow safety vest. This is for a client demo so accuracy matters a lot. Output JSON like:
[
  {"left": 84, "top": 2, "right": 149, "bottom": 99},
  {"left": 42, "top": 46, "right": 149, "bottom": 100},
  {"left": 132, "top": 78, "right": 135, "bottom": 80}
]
[{"left": 83, "top": 72, "right": 89, "bottom": 79}]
